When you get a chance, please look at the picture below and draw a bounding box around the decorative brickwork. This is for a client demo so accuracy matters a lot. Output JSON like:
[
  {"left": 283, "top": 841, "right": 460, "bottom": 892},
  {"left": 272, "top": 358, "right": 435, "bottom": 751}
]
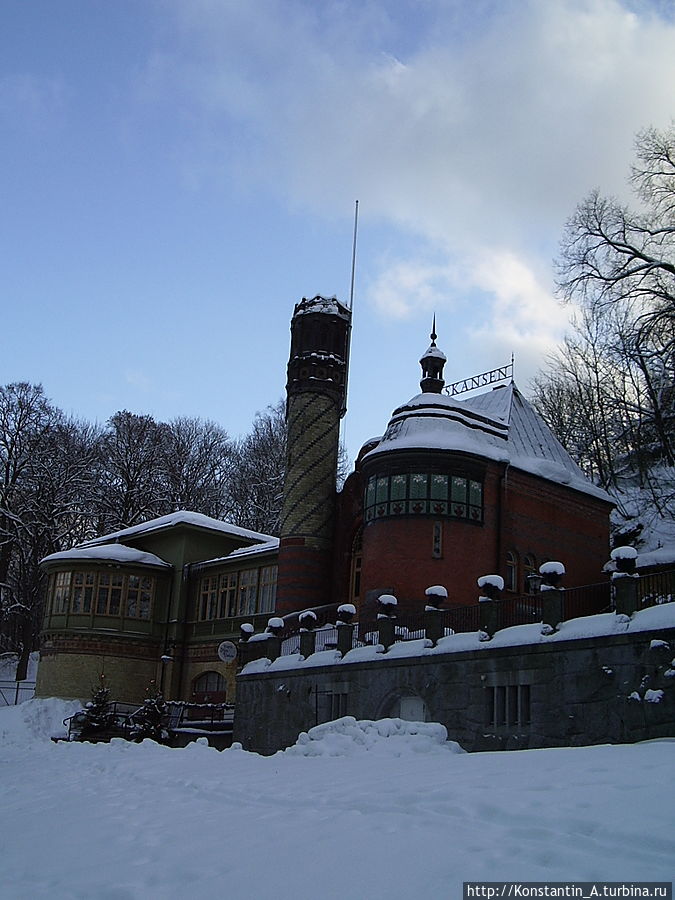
[{"left": 277, "top": 295, "right": 351, "bottom": 614}]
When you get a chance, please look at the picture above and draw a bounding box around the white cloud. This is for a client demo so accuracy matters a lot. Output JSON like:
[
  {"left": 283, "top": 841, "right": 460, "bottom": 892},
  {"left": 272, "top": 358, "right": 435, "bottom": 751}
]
[{"left": 147, "top": 0, "right": 675, "bottom": 353}]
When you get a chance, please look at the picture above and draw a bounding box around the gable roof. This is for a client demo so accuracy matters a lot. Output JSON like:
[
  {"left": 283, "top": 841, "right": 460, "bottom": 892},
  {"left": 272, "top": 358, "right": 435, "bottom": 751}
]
[{"left": 81, "top": 511, "right": 276, "bottom": 548}]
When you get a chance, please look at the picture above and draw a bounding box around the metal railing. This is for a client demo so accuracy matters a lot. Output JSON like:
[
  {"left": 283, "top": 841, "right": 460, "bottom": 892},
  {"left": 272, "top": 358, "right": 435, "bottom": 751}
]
[
  {"left": 0, "top": 679, "right": 36, "bottom": 706},
  {"left": 258, "top": 571, "right": 675, "bottom": 660},
  {"left": 637, "top": 569, "right": 675, "bottom": 607},
  {"left": 57, "top": 700, "right": 235, "bottom": 743}
]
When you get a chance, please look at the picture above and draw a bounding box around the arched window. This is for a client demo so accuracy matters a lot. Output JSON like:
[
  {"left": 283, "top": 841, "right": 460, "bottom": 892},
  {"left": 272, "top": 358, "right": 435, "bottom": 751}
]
[
  {"left": 192, "top": 671, "right": 227, "bottom": 703},
  {"left": 505, "top": 551, "right": 518, "bottom": 592},
  {"left": 523, "top": 555, "right": 537, "bottom": 593}
]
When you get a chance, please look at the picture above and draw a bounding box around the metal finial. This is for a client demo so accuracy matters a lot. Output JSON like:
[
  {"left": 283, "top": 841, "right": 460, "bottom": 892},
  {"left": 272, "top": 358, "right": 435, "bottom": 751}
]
[{"left": 430, "top": 314, "right": 437, "bottom": 346}]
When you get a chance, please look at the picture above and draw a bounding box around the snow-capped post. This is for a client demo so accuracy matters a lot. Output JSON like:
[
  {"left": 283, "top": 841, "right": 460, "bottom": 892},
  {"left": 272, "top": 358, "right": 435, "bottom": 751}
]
[
  {"left": 336, "top": 603, "right": 357, "bottom": 655},
  {"left": 377, "top": 594, "right": 397, "bottom": 649},
  {"left": 539, "top": 562, "right": 565, "bottom": 630},
  {"left": 477, "top": 575, "right": 503, "bottom": 639},
  {"left": 424, "top": 585, "right": 447, "bottom": 645},
  {"left": 265, "top": 617, "right": 285, "bottom": 662},
  {"left": 299, "top": 610, "right": 318, "bottom": 658},
  {"left": 237, "top": 623, "right": 255, "bottom": 665},
  {"left": 610, "top": 547, "right": 639, "bottom": 616},
  {"left": 239, "top": 623, "right": 254, "bottom": 643}
]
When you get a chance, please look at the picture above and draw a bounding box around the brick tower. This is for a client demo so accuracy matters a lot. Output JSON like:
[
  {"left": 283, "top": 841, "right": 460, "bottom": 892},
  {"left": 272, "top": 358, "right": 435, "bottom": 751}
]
[{"left": 276, "top": 295, "right": 352, "bottom": 615}]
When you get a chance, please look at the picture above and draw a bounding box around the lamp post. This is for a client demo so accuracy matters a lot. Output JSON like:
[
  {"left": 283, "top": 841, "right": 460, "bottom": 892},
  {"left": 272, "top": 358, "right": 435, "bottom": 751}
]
[{"left": 159, "top": 648, "right": 173, "bottom": 695}]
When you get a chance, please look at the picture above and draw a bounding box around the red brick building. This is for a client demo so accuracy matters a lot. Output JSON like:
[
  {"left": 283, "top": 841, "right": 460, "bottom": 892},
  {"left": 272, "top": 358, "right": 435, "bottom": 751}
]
[
  {"left": 276, "top": 308, "right": 613, "bottom": 618},
  {"left": 37, "top": 297, "right": 614, "bottom": 703}
]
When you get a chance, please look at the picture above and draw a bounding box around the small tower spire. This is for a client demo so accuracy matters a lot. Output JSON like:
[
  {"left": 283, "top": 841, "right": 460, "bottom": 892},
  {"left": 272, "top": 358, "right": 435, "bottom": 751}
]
[{"left": 419, "top": 315, "right": 447, "bottom": 394}]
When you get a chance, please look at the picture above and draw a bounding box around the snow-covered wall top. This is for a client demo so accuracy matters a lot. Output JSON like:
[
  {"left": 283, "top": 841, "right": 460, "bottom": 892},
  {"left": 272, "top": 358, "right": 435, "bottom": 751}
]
[
  {"left": 240, "top": 603, "right": 675, "bottom": 676},
  {"left": 81, "top": 511, "right": 275, "bottom": 548},
  {"left": 364, "top": 384, "right": 612, "bottom": 503},
  {"left": 41, "top": 544, "right": 171, "bottom": 568}
]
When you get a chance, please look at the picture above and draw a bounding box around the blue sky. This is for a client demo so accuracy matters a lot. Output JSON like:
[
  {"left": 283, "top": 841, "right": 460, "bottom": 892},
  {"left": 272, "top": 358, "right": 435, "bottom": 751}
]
[{"left": 3, "top": 0, "right": 675, "bottom": 464}]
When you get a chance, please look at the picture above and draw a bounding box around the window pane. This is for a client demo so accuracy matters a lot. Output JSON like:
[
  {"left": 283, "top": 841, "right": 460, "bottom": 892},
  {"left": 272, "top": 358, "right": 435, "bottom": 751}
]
[
  {"left": 376, "top": 476, "right": 389, "bottom": 503},
  {"left": 139, "top": 590, "right": 152, "bottom": 619},
  {"left": 109, "top": 588, "right": 122, "bottom": 616},
  {"left": 365, "top": 477, "right": 376, "bottom": 509},
  {"left": 451, "top": 476, "right": 467, "bottom": 502},
  {"left": 409, "top": 473, "right": 428, "bottom": 499},
  {"left": 390, "top": 474, "right": 407, "bottom": 501},
  {"left": 127, "top": 588, "right": 139, "bottom": 618},
  {"left": 430, "top": 474, "right": 448, "bottom": 500}
]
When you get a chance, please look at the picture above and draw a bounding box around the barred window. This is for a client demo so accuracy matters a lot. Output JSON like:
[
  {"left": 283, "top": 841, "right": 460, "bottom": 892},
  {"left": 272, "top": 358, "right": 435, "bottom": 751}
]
[
  {"left": 364, "top": 471, "right": 483, "bottom": 523},
  {"left": 487, "top": 684, "right": 530, "bottom": 728}
]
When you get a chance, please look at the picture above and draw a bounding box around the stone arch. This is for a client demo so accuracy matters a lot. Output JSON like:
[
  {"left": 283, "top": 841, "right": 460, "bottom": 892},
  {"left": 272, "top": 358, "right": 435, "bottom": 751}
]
[{"left": 375, "top": 687, "right": 428, "bottom": 723}]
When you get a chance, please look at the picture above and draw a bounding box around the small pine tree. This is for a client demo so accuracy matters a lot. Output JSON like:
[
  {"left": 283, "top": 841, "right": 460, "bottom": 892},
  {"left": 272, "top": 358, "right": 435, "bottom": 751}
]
[
  {"left": 80, "top": 679, "right": 115, "bottom": 735},
  {"left": 130, "top": 690, "right": 169, "bottom": 743}
]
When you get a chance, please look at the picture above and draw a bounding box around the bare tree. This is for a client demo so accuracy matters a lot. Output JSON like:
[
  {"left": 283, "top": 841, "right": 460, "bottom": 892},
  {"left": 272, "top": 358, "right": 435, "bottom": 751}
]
[
  {"left": 557, "top": 123, "right": 675, "bottom": 466},
  {"left": 227, "top": 401, "right": 286, "bottom": 534},
  {"left": 160, "top": 417, "right": 233, "bottom": 517},
  {"left": 95, "top": 411, "right": 168, "bottom": 530}
]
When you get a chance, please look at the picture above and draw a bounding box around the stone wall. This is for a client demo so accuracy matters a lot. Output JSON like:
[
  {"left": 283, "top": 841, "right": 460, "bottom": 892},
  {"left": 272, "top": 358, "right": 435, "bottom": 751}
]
[{"left": 234, "top": 626, "right": 675, "bottom": 754}]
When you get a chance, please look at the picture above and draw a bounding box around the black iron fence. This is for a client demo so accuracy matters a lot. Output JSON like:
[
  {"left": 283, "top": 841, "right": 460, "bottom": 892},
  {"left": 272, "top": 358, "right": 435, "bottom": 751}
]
[
  {"left": 638, "top": 569, "right": 675, "bottom": 606},
  {"left": 250, "top": 570, "right": 675, "bottom": 662},
  {"left": 0, "top": 679, "right": 36, "bottom": 706}
]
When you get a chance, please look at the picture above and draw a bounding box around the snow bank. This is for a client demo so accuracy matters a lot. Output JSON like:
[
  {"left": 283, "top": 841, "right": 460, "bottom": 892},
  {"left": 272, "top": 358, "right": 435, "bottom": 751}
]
[
  {"left": 284, "top": 716, "right": 464, "bottom": 758},
  {"left": 0, "top": 697, "right": 81, "bottom": 747}
]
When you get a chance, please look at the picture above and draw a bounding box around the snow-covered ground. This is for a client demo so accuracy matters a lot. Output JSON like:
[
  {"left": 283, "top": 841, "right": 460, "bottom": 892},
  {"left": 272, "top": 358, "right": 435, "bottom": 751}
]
[{"left": 1, "top": 700, "right": 673, "bottom": 899}]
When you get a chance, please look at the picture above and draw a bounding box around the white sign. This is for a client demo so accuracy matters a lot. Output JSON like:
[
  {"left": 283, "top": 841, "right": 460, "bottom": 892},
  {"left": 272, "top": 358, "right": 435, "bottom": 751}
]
[{"left": 217, "top": 641, "right": 237, "bottom": 663}]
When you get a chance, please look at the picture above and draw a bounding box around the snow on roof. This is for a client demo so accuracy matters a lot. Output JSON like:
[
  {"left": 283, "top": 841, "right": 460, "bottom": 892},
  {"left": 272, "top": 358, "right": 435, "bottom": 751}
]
[
  {"left": 420, "top": 344, "right": 447, "bottom": 362},
  {"left": 82, "top": 511, "right": 275, "bottom": 548},
  {"left": 363, "top": 383, "right": 612, "bottom": 503},
  {"left": 294, "top": 295, "right": 350, "bottom": 319},
  {"left": 41, "top": 544, "right": 170, "bottom": 568},
  {"left": 198, "top": 538, "right": 280, "bottom": 567}
]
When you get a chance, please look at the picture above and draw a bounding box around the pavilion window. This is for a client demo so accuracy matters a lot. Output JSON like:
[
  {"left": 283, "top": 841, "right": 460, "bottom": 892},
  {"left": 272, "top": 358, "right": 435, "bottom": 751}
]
[
  {"left": 219, "top": 572, "right": 238, "bottom": 618},
  {"left": 52, "top": 572, "right": 71, "bottom": 614},
  {"left": 71, "top": 572, "right": 95, "bottom": 614},
  {"left": 258, "top": 566, "right": 278, "bottom": 614},
  {"left": 238, "top": 569, "right": 259, "bottom": 617},
  {"left": 364, "top": 471, "right": 483, "bottom": 523}
]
